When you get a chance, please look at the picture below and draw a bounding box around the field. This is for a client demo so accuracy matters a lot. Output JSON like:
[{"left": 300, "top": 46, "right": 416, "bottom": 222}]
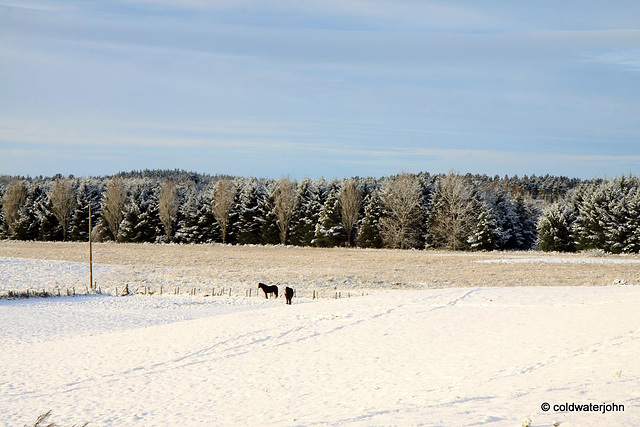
[{"left": 1, "top": 242, "right": 640, "bottom": 426}]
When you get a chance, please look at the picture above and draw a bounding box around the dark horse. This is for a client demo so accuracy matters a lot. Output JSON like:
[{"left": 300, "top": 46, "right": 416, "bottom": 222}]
[
  {"left": 258, "top": 282, "right": 278, "bottom": 299},
  {"left": 285, "top": 287, "right": 294, "bottom": 305}
]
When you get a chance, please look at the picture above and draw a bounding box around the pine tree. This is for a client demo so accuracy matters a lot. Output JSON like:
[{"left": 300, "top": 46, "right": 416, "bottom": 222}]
[
  {"left": 289, "top": 178, "right": 322, "bottom": 246},
  {"left": 0, "top": 187, "right": 7, "bottom": 239},
  {"left": 10, "top": 182, "right": 43, "bottom": 240},
  {"left": 175, "top": 184, "right": 218, "bottom": 243},
  {"left": 69, "top": 180, "right": 101, "bottom": 242},
  {"left": 468, "top": 201, "right": 499, "bottom": 251},
  {"left": 574, "top": 183, "right": 608, "bottom": 251},
  {"left": 537, "top": 202, "right": 577, "bottom": 252},
  {"left": 36, "top": 184, "right": 62, "bottom": 241},
  {"left": 236, "top": 178, "right": 265, "bottom": 245},
  {"left": 260, "top": 181, "right": 281, "bottom": 245},
  {"left": 624, "top": 187, "right": 640, "bottom": 253},
  {"left": 490, "top": 190, "right": 521, "bottom": 250},
  {"left": 313, "top": 189, "right": 346, "bottom": 247},
  {"left": 514, "top": 195, "right": 539, "bottom": 250},
  {"left": 357, "top": 191, "right": 383, "bottom": 248},
  {"left": 175, "top": 185, "right": 200, "bottom": 243}
]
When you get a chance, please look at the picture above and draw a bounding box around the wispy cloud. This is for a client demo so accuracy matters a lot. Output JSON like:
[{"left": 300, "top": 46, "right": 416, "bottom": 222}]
[
  {"left": 2, "top": 1, "right": 639, "bottom": 178},
  {"left": 583, "top": 47, "right": 640, "bottom": 71}
]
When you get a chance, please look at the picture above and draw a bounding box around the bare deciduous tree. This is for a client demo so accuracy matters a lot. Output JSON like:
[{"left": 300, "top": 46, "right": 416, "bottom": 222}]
[
  {"left": 272, "top": 176, "right": 298, "bottom": 245},
  {"left": 102, "top": 176, "right": 127, "bottom": 241},
  {"left": 429, "top": 172, "right": 477, "bottom": 250},
  {"left": 159, "top": 180, "right": 179, "bottom": 241},
  {"left": 339, "top": 178, "right": 362, "bottom": 247},
  {"left": 50, "top": 178, "right": 76, "bottom": 241},
  {"left": 211, "top": 178, "right": 236, "bottom": 244},
  {"left": 379, "top": 173, "right": 423, "bottom": 249},
  {"left": 2, "top": 179, "right": 27, "bottom": 237}
]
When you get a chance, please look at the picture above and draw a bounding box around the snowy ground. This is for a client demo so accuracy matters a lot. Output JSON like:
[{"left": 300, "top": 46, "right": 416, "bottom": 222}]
[{"left": 1, "top": 243, "right": 640, "bottom": 426}]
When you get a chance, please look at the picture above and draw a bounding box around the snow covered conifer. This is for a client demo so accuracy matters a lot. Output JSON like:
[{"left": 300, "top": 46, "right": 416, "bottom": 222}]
[
  {"left": 537, "top": 202, "right": 576, "bottom": 252},
  {"left": 236, "top": 178, "right": 265, "bottom": 245},
  {"left": 468, "top": 202, "right": 499, "bottom": 251},
  {"left": 313, "top": 188, "right": 346, "bottom": 247},
  {"left": 260, "top": 180, "right": 281, "bottom": 245},
  {"left": 623, "top": 187, "right": 640, "bottom": 253},
  {"left": 69, "top": 180, "right": 101, "bottom": 242},
  {"left": 514, "top": 195, "right": 539, "bottom": 250},
  {"left": 289, "top": 178, "right": 322, "bottom": 246},
  {"left": 357, "top": 190, "right": 383, "bottom": 248}
]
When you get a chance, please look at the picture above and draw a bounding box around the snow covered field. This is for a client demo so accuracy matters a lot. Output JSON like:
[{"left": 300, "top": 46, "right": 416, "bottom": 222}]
[{"left": 1, "top": 242, "right": 640, "bottom": 426}]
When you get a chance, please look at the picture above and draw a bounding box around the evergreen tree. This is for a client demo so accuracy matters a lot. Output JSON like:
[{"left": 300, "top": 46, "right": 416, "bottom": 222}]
[
  {"left": 69, "top": 180, "right": 101, "bottom": 242},
  {"left": 357, "top": 191, "right": 383, "bottom": 248},
  {"left": 260, "top": 201, "right": 280, "bottom": 244},
  {"left": 174, "top": 185, "right": 200, "bottom": 243},
  {"left": 574, "top": 183, "right": 609, "bottom": 251},
  {"left": 537, "top": 203, "right": 577, "bottom": 252},
  {"left": 313, "top": 189, "right": 346, "bottom": 247},
  {"left": 236, "top": 178, "right": 265, "bottom": 245},
  {"left": 289, "top": 178, "right": 322, "bottom": 246},
  {"left": 468, "top": 201, "right": 499, "bottom": 251},
  {"left": 37, "top": 184, "right": 62, "bottom": 241},
  {"left": 260, "top": 180, "right": 281, "bottom": 245},
  {"left": 490, "top": 190, "right": 521, "bottom": 250},
  {"left": 624, "top": 187, "right": 640, "bottom": 253},
  {"left": 175, "top": 184, "right": 218, "bottom": 243},
  {"left": 0, "top": 187, "right": 6, "bottom": 239},
  {"left": 514, "top": 195, "right": 539, "bottom": 250}
]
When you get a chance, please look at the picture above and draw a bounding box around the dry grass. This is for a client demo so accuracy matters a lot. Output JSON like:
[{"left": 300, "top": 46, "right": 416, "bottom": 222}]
[{"left": 1, "top": 241, "right": 639, "bottom": 293}]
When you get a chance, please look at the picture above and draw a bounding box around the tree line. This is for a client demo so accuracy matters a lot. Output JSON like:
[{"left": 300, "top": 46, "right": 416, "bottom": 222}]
[
  {"left": 2, "top": 170, "right": 633, "bottom": 252},
  {"left": 537, "top": 175, "right": 640, "bottom": 254}
]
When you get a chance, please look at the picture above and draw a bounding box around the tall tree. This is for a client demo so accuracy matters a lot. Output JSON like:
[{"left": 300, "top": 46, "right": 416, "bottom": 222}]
[
  {"left": 339, "top": 178, "right": 362, "bottom": 247},
  {"left": 211, "top": 178, "right": 236, "bottom": 244},
  {"left": 49, "top": 179, "right": 76, "bottom": 241},
  {"left": 537, "top": 202, "right": 577, "bottom": 252},
  {"left": 429, "top": 172, "right": 477, "bottom": 250},
  {"left": 102, "top": 176, "right": 127, "bottom": 241},
  {"left": 357, "top": 190, "right": 383, "bottom": 248},
  {"left": 272, "top": 176, "right": 298, "bottom": 245},
  {"left": 236, "top": 178, "right": 265, "bottom": 245},
  {"left": 313, "top": 189, "right": 346, "bottom": 247},
  {"left": 289, "top": 178, "right": 322, "bottom": 246},
  {"left": 2, "top": 179, "right": 27, "bottom": 237},
  {"left": 159, "top": 180, "right": 179, "bottom": 241},
  {"left": 379, "top": 173, "right": 423, "bottom": 249}
]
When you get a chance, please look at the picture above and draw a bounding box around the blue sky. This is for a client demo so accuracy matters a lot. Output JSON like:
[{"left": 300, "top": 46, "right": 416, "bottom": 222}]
[{"left": 1, "top": 1, "right": 639, "bottom": 179}]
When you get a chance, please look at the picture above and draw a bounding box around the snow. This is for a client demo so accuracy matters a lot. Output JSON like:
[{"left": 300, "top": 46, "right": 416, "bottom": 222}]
[
  {"left": 475, "top": 256, "right": 640, "bottom": 265},
  {"left": 1, "top": 255, "right": 639, "bottom": 426}
]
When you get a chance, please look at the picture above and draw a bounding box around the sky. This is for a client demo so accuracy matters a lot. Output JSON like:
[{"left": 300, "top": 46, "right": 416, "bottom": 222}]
[{"left": 1, "top": 1, "right": 639, "bottom": 180}]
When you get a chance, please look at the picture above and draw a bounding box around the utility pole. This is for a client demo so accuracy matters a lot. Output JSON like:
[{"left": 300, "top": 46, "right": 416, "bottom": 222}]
[{"left": 89, "top": 201, "right": 93, "bottom": 291}]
